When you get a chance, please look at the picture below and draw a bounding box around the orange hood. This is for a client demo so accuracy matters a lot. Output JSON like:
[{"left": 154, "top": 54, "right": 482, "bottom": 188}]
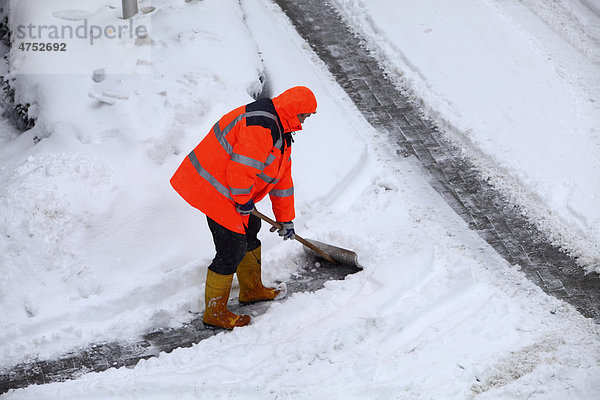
[{"left": 272, "top": 86, "right": 317, "bottom": 133}]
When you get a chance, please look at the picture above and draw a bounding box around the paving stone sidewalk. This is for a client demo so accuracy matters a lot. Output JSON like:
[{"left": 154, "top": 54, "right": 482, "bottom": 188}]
[
  {"left": 273, "top": 0, "right": 600, "bottom": 321},
  {"left": 0, "top": 261, "right": 360, "bottom": 394}
]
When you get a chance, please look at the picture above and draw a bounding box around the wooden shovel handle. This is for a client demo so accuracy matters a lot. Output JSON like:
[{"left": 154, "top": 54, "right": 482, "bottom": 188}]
[{"left": 251, "top": 209, "right": 339, "bottom": 266}]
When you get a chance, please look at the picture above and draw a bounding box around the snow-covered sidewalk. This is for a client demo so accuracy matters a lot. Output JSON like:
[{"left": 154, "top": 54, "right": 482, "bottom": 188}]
[{"left": 332, "top": 0, "right": 600, "bottom": 271}]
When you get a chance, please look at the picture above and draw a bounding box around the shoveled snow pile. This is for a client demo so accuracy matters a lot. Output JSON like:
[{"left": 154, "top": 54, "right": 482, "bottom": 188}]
[{"left": 0, "top": 0, "right": 268, "bottom": 364}]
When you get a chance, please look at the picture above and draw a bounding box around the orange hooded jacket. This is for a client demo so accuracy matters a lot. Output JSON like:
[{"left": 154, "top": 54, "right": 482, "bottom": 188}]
[{"left": 170, "top": 86, "right": 317, "bottom": 233}]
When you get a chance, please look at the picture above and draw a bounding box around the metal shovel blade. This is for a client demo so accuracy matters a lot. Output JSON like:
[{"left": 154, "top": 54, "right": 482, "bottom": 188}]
[
  {"left": 302, "top": 239, "right": 362, "bottom": 269},
  {"left": 251, "top": 209, "right": 362, "bottom": 269}
]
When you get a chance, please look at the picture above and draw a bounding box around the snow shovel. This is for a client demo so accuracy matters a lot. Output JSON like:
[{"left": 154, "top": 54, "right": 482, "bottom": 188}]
[{"left": 252, "top": 209, "right": 362, "bottom": 269}]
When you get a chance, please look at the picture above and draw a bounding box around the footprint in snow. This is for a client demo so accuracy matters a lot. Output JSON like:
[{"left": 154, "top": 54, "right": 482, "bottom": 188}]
[{"left": 52, "top": 10, "right": 95, "bottom": 21}]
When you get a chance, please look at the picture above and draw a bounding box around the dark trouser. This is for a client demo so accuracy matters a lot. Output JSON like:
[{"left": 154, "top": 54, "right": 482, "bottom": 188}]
[{"left": 206, "top": 214, "right": 261, "bottom": 275}]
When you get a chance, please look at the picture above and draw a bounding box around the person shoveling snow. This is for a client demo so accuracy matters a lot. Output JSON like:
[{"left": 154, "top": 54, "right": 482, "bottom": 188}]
[{"left": 170, "top": 86, "right": 317, "bottom": 330}]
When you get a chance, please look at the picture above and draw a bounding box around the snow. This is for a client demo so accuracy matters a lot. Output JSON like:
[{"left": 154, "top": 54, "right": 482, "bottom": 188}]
[
  {"left": 1, "top": 0, "right": 599, "bottom": 399},
  {"left": 331, "top": 0, "right": 600, "bottom": 270}
]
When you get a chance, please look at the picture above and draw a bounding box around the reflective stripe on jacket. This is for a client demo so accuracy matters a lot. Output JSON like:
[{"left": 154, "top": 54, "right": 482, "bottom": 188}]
[
  {"left": 171, "top": 99, "right": 294, "bottom": 233},
  {"left": 171, "top": 86, "right": 316, "bottom": 233}
]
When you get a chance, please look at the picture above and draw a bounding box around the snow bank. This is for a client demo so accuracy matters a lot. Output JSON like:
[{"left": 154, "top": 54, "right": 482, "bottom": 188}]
[
  {"left": 331, "top": 0, "right": 600, "bottom": 271},
  {"left": 0, "top": 0, "right": 266, "bottom": 364}
]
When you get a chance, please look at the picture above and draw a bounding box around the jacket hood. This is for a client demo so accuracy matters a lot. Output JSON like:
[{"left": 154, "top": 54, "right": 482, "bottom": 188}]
[{"left": 272, "top": 86, "right": 317, "bottom": 133}]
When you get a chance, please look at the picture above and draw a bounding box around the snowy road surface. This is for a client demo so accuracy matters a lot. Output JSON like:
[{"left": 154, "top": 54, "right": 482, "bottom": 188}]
[
  {"left": 1, "top": 0, "right": 599, "bottom": 398},
  {"left": 273, "top": 0, "right": 600, "bottom": 322}
]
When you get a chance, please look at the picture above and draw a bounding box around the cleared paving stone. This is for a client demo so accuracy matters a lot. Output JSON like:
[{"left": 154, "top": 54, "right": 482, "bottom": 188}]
[{"left": 273, "top": 0, "right": 600, "bottom": 321}]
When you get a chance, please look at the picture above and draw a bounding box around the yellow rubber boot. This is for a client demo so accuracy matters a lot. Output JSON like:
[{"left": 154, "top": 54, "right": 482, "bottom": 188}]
[
  {"left": 237, "top": 245, "right": 281, "bottom": 304},
  {"left": 203, "top": 269, "right": 251, "bottom": 329}
]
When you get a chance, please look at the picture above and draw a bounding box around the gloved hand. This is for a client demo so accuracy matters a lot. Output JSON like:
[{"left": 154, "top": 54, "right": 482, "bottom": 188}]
[
  {"left": 236, "top": 199, "right": 255, "bottom": 216},
  {"left": 270, "top": 221, "right": 295, "bottom": 240}
]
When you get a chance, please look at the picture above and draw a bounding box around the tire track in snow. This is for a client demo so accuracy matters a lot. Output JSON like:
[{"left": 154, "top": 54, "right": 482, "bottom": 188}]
[{"left": 272, "top": 0, "right": 600, "bottom": 322}]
